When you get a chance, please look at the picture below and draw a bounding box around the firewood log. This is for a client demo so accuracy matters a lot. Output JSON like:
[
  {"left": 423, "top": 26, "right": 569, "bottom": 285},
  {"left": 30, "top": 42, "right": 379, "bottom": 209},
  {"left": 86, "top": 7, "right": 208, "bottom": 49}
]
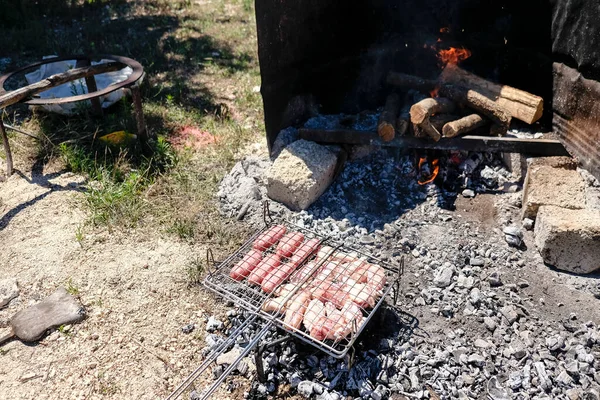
[
  {"left": 378, "top": 93, "right": 401, "bottom": 142},
  {"left": 440, "top": 64, "right": 543, "bottom": 124},
  {"left": 430, "top": 114, "right": 460, "bottom": 131},
  {"left": 410, "top": 98, "right": 455, "bottom": 125},
  {"left": 386, "top": 72, "right": 438, "bottom": 92},
  {"left": 442, "top": 114, "right": 487, "bottom": 137},
  {"left": 439, "top": 85, "right": 511, "bottom": 135}
]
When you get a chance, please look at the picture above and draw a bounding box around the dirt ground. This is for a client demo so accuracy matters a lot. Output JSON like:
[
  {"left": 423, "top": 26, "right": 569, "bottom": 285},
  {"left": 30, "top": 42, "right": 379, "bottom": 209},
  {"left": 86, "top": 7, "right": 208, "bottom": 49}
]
[{"left": 0, "top": 163, "right": 241, "bottom": 400}]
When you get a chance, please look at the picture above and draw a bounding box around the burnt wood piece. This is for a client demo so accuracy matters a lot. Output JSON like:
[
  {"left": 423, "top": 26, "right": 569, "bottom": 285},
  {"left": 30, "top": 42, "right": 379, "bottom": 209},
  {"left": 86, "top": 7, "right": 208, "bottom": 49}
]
[
  {"left": 386, "top": 72, "right": 438, "bottom": 92},
  {"left": 439, "top": 85, "right": 512, "bottom": 135},
  {"left": 440, "top": 64, "right": 544, "bottom": 124},
  {"left": 298, "top": 128, "right": 569, "bottom": 157},
  {"left": 442, "top": 114, "right": 487, "bottom": 138},
  {"left": 410, "top": 97, "right": 455, "bottom": 141},
  {"left": 378, "top": 93, "right": 401, "bottom": 142},
  {"left": 0, "top": 62, "right": 123, "bottom": 109}
]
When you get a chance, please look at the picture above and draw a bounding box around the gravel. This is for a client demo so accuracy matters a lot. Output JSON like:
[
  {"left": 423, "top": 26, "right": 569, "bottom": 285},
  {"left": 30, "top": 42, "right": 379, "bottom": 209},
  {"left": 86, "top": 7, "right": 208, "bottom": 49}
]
[{"left": 213, "top": 123, "right": 600, "bottom": 400}]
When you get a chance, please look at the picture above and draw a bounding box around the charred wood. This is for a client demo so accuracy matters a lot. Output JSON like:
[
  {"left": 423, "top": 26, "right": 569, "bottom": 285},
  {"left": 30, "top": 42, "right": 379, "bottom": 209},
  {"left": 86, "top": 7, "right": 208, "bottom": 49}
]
[
  {"left": 440, "top": 64, "right": 543, "bottom": 124},
  {"left": 386, "top": 72, "right": 438, "bottom": 92},
  {"left": 378, "top": 93, "right": 401, "bottom": 142},
  {"left": 442, "top": 114, "right": 487, "bottom": 138}
]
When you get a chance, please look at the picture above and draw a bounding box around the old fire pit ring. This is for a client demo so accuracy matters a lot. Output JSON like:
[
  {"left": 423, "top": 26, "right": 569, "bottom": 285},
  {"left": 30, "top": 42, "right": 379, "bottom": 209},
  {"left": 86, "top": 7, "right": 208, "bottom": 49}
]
[{"left": 0, "top": 54, "right": 148, "bottom": 176}]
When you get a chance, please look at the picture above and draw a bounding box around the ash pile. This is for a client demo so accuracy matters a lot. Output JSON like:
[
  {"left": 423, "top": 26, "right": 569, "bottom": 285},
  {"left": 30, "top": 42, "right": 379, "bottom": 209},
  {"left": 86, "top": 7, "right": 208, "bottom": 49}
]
[{"left": 212, "top": 113, "right": 600, "bottom": 399}]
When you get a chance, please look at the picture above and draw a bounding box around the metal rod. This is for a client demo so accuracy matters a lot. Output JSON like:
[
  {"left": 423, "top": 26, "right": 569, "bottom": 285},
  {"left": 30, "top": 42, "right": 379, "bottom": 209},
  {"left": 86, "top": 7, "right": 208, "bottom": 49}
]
[
  {"left": 298, "top": 128, "right": 570, "bottom": 157},
  {"left": 0, "top": 120, "right": 13, "bottom": 176},
  {"left": 76, "top": 58, "right": 103, "bottom": 117},
  {"left": 198, "top": 322, "right": 273, "bottom": 400},
  {"left": 165, "top": 315, "right": 259, "bottom": 400},
  {"left": 3, "top": 123, "right": 39, "bottom": 140}
]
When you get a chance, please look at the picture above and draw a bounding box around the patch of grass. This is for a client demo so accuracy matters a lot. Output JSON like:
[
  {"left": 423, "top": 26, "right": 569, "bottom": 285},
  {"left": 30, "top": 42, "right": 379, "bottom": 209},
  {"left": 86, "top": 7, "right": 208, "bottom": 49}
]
[
  {"left": 75, "top": 225, "right": 85, "bottom": 247},
  {"left": 186, "top": 257, "right": 205, "bottom": 285},
  {"left": 66, "top": 278, "right": 80, "bottom": 296}
]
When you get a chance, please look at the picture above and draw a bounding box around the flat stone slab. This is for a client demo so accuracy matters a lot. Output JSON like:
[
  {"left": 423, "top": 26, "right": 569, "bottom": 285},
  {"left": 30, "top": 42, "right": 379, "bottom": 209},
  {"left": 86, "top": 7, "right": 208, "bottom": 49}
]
[
  {"left": 0, "top": 278, "right": 19, "bottom": 308},
  {"left": 10, "top": 287, "right": 85, "bottom": 342},
  {"left": 522, "top": 165, "right": 586, "bottom": 219},
  {"left": 535, "top": 206, "right": 600, "bottom": 274},
  {"left": 267, "top": 139, "right": 338, "bottom": 211}
]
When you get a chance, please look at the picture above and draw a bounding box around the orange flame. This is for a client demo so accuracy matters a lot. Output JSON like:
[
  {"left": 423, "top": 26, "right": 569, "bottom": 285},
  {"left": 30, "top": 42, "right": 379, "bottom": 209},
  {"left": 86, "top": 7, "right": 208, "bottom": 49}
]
[
  {"left": 439, "top": 27, "right": 450, "bottom": 33},
  {"left": 429, "top": 87, "right": 440, "bottom": 98},
  {"left": 418, "top": 157, "right": 440, "bottom": 185},
  {"left": 438, "top": 47, "right": 471, "bottom": 66}
]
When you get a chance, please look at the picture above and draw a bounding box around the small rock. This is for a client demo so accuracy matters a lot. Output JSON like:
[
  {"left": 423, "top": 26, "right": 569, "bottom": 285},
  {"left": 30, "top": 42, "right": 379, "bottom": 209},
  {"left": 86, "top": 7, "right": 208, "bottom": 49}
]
[
  {"left": 556, "top": 370, "right": 573, "bottom": 386},
  {"left": 0, "top": 278, "right": 19, "bottom": 308},
  {"left": 462, "top": 189, "right": 476, "bottom": 198},
  {"left": 289, "top": 372, "right": 302, "bottom": 388},
  {"left": 206, "top": 316, "right": 223, "bottom": 332},
  {"left": 517, "top": 280, "right": 530, "bottom": 288},
  {"left": 181, "top": 324, "right": 195, "bottom": 334},
  {"left": 474, "top": 339, "right": 492, "bottom": 349},
  {"left": 216, "top": 346, "right": 242, "bottom": 366},
  {"left": 433, "top": 264, "right": 455, "bottom": 288},
  {"left": 468, "top": 354, "right": 486, "bottom": 367},
  {"left": 484, "top": 317, "right": 497, "bottom": 332},
  {"left": 297, "top": 381, "right": 315, "bottom": 398},
  {"left": 487, "top": 376, "right": 510, "bottom": 400},
  {"left": 360, "top": 235, "right": 376, "bottom": 245},
  {"left": 19, "top": 371, "right": 38, "bottom": 382},
  {"left": 546, "top": 335, "right": 565, "bottom": 352},
  {"left": 489, "top": 272, "right": 503, "bottom": 287},
  {"left": 500, "top": 305, "right": 518, "bottom": 325},
  {"left": 522, "top": 218, "right": 534, "bottom": 230},
  {"left": 534, "top": 362, "right": 552, "bottom": 391},
  {"left": 503, "top": 226, "right": 524, "bottom": 238},
  {"left": 469, "top": 287, "right": 482, "bottom": 305},
  {"left": 470, "top": 257, "right": 485, "bottom": 267}
]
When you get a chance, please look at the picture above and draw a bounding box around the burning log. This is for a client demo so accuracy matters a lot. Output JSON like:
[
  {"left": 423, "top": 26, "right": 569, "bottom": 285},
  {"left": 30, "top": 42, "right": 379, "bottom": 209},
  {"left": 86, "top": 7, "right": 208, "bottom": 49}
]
[
  {"left": 410, "top": 97, "right": 455, "bottom": 141},
  {"left": 440, "top": 64, "right": 543, "bottom": 124},
  {"left": 438, "top": 85, "right": 511, "bottom": 135},
  {"left": 377, "top": 93, "right": 401, "bottom": 141},
  {"left": 442, "top": 114, "right": 487, "bottom": 138},
  {"left": 386, "top": 72, "right": 438, "bottom": 92}
]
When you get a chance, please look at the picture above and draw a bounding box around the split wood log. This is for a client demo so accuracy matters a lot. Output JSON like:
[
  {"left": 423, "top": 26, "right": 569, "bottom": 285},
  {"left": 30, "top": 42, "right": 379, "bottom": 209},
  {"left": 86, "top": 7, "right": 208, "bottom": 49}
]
[
  {"left": 442, "top": 114, "right": 487, "bottom": 138},
  {"left": 0, "top": 62, "right": 124, "bottom": 109},
  {"left": 416, "top": 120, "right": 441, "bottom": 141},
  {"left": 410, "top": 97, "right": 455, "bottom": 125},
  {"left": 439, "top": 85, "right": 511, "bottom": 135},
  {"left": 440, "top": 64, "right": 543, "bottom": 124},
  {"left": 378, "top": 93, "right": 401, "bottom": 142}
]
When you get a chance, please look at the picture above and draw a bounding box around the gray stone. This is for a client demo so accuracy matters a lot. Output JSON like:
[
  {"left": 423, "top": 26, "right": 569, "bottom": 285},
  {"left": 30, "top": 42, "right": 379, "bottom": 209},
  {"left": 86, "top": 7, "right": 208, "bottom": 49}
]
[
  {"left": 216, "top": 346, "right": 242, "bottom": 366},
  {"left": 489, "top": 272, "right": 503, "bottom": 287},
  {"left": 206, "top": 316, "right": 223, "bottom": 332},
  {"left": 205, "top": 334, "right": 223, "bottom": 349},
  {"left": 267, "top": 140, "right": 338, "bottom": 211},
  {"left": 462, "top": 189, "right": 476, "bottom": 198},
  {"left": 500, "top": 305, "right": 519, "bottom": 325},
  {"left": 487, "top": 376, "right": 510, "bottom": 400},
  {"left": 297, "top": 381, "right": 316, "bottom": 398},
  {"left": 433, "top": 265, "right": 455, "bottom": 288},
  {"left": 523, "top": 218, "right": 534, "bottom": 230},
  {"left": 0, "top": 278, "right": 19, "bottom": 308},
  {"left": 470, "top": 257, "right": 485, "bottom": 267},
  {"left": 484, "top": 317, "right": 497, "bottom": 332},
  {"left": 503, "top": 226, "right": 524, "bottom": 238},
  {"left": 556, "top": 370, "right": 574, "bottom": 386},
  {"left": 534, "top": 362, "right": 552, "bottom": 391},
  {"left": 359, "top": 235, "right": 376, "bottom": 245},
  {"left": 474, "top": 339, "right": 492, "bottom": 349},
  {"left": 505, "top": 234, "right": 522, "bottom": 247},
  {"left": 469, "top": 287, "right": 482, "bottom": 305},
  {"left": 534, "top": 206, "right": 600, "bottom": 274},
  {"left": 546, "top": 335, "right": 565, "bottom": 352},
  {"left": 468, "top": 354, "right": 486, "bottom": 367}
]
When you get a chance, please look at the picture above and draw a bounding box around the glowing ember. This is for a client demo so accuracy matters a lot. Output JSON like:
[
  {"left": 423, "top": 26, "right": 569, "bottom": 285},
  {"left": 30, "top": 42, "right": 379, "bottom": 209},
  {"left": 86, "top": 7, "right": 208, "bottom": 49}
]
[
  {"left": 418, "top": 157, "right": 440, "bottom": 185},
  {"left": 429, "top": 87, "right": 440, "bottom": 98},
  {"left": 438, "top": 47, "right": 472, "bottom": 66},
  {"left": 439, "top": 27, "right": 450, "bottom": 33}
]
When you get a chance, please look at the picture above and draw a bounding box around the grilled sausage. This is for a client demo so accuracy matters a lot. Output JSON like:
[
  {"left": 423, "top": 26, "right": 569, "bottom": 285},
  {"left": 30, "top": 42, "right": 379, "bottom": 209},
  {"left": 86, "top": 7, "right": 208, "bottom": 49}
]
[
  {"left": 230, "top": 249, "right": 263, "bottom": 281},
  {"left": 252, "top": 225, "right": 287, "bottom": 251},
  {"left": 290, "top": 238, "right": 321, "bottom": 267},
  {"left": 261, "top": 262, "right": 296, "bottom": 293},
  {"left": 248, "top": 253, "right": 281, "bottom": 285},
  {"left": 276, "top": 232, "right": 305, "bottom": 258}
]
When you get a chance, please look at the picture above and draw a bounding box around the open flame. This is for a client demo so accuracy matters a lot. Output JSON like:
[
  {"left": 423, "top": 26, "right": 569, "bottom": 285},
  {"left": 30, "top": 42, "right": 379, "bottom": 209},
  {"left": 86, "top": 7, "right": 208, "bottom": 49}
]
[
  {"left": 438, "top": 47, "right": 472, "bottom": 66},
  {"left": 417, "top": 157, "right": 440, "bottom": 185}
]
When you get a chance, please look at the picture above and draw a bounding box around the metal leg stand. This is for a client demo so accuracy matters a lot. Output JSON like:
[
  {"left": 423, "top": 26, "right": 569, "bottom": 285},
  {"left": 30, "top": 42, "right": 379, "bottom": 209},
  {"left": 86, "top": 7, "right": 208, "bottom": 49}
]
[
  {"left": 0, "top": 120, "right": 13, "bottom": 176},
  {"left": 130, "top": 84, "right": 148, "bottom": 143}
]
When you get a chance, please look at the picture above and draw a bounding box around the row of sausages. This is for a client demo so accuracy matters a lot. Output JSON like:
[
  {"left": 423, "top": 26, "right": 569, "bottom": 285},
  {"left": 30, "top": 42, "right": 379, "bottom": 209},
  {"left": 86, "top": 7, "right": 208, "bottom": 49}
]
[{"left": 229, "top": 225, "right": 321, "bottom": 293}]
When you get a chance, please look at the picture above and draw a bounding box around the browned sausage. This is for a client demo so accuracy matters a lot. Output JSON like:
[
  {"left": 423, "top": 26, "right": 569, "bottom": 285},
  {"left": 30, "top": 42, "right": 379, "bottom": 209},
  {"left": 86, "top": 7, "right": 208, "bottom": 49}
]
[
  {"left": 253, "top": 225, "right": 287, "bottom": 251},
  {"left": 290, "top": 238, "right": 321, "bottom": 267},
  {"left": 276, "top": 232, "right": 305, "bottom": 258},
  {"left": 248, "top": 254, "right": 281, "bottom": 285},
  {"left": 230, "top": 249, "right": 263, "bottom": 281}
]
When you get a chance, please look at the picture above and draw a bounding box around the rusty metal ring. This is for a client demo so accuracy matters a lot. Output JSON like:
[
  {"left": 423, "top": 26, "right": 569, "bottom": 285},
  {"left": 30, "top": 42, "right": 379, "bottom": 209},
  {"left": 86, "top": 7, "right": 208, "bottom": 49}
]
[{"left": 0, "top": 54, "right": 144, "bottom": 105}]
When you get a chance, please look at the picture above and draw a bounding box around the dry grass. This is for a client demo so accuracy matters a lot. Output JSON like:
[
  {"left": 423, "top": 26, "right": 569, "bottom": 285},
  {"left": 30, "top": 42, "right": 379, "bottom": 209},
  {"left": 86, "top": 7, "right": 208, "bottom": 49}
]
[{"left": 0, "top": 0, "right": 262, "bottom": 260}]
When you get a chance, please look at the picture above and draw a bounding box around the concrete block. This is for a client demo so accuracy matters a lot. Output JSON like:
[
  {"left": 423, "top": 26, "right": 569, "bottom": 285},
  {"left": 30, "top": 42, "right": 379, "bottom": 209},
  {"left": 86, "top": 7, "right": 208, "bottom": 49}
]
[
  {"left": 534, "top": 206, "right": 600, "bottom": 274},
  {"left": 522, "top": 165, "right": 586, "bottom": 219},
  {"left": 267, "top": 140, "right": 338, "bottom": 211}
]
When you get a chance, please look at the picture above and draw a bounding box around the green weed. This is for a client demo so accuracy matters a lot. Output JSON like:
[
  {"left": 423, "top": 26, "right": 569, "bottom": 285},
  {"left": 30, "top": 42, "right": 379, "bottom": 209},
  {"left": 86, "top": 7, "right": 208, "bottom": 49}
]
[{"left": 66, "top": 278, "right": 80, "bottom": 296}]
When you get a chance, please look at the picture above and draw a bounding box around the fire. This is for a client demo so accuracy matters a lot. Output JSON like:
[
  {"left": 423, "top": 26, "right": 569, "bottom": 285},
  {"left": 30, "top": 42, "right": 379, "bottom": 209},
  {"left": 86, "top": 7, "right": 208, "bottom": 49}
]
[
  {"left": 439, "top": 27, "right": 450, "bottom": 33},
  {"left": 417, "top": 157, "right": 440, "bottom": 185},
  {"left": 429, "top": 87, "right": 440, "bottom": 98},
  {"left": 438, "top": 47, "right": 471, "bottom": 66}
]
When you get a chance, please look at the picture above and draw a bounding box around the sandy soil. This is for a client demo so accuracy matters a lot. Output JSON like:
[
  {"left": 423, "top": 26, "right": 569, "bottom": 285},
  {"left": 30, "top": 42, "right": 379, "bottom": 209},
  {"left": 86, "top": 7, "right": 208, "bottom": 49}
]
[{"left": 0, "top": 165, "right": 239, "bottom": 400}]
